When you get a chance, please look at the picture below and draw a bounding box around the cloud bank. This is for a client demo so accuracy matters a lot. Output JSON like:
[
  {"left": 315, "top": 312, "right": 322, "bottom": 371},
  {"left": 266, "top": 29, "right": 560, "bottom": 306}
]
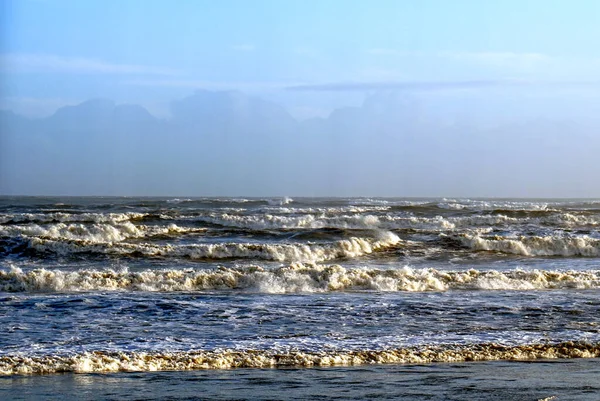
[
  {"left": 1, "top": 90, "right": 599, "bottom": 197},
  {"left": 287, "top": 80, "right": 516, "bottom": 92}
]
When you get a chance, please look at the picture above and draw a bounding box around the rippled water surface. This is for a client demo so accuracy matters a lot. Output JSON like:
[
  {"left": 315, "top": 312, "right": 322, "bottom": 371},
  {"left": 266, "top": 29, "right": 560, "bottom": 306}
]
[{"left": 1, "top": 197, "right": 599, "bottom": 398}]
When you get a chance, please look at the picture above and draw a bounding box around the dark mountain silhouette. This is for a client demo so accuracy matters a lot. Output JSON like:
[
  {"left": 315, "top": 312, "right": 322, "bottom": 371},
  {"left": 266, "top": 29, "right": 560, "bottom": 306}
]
[
  {"left": 1, "top": 90, "right": 598, "bottom": 196},
  {"left": 171, "top": 90, "right": 297, "bottom": 132},
  {"left": 49, "top": 99, "right": 116, "bottom": 127},
  {"left": 45, "top": 99, "right": 159, "bottom": 135}
]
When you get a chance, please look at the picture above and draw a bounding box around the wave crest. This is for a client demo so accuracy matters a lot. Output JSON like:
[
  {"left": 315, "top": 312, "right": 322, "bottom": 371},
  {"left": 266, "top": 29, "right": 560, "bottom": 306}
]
[
  {"left": 2, "top": 342, "right": 598, "bottom": 375},
  {"left": 0, "top": 222, "right": 202, "bottom": 245},
  {"left": 457, "top": 233, "right": 600, "bottom": 256},
  {"left": 2, "top": 265, "right": 599, "bottom": 293},
  {"left": 14, "top": 231, "right": 400, "bottom": 263}
]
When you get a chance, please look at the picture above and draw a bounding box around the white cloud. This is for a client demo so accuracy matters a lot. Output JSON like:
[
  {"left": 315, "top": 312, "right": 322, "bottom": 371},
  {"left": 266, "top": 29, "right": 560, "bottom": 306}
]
[{"left": 0, "top": 53, "right": 177, "bottom": 75}]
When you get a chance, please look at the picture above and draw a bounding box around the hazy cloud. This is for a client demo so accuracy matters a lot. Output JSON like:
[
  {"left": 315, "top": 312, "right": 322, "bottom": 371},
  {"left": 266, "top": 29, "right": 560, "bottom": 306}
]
[
  {"left": 125, "top": 78, "right": 600, "bottom": 95},
  {"left": 0, "top": 96, "right": 79, "bottom": 118},
  {"left": 124, "top": 78, "right": 299, "bottom": 91},
  {"left": 0, "top": 53, "right": 177, "bottom": 75},
  {"left": 2, "top": 90, "right": 600, "bottom": 197},
  {"left": 287, "top": 80, "right": 517, "bottom": 92}
]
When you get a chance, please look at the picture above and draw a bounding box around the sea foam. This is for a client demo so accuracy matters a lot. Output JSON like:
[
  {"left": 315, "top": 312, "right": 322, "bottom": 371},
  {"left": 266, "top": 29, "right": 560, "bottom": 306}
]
[
  {"left": 17, "top": 231, "right": 400, "bottom": 262},
  {"left": 2, "top": 265, "right": 599, "bottom": 293},
  {"left": 457, "top": 233, "right": 600, "bottom": 256},
  {"left": 2, "top": 342, "right": 598, "bottom": 375}
]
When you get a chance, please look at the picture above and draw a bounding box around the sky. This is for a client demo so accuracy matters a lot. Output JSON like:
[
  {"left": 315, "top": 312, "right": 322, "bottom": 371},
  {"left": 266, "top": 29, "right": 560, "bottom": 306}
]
[{"left": 1, "top": 0, "right": 600, "bottom": 196}]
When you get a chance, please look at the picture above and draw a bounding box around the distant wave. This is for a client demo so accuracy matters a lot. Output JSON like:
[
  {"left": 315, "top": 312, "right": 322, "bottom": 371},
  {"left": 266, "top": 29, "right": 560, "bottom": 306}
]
[
  {"left": 266, "top": 197, "right": 293, "bottom": 206},
  {"left": 186, "top": 212, "right": 600, "bottom": 231},
  {"left": 3, "top": 211, "right": 600, "bottom": 232},
  {"left": 3, "top": 265, "right": 599, "bottom": 293},
  {"left": 257, "top": 205, "right": 392, "bottom": 214},
  {"left": 166, "top": 198, "right": 193, "bottom": 204},
  {"left": 0, "top": 212, "right": 148, "bottom": 225},
  {"left": 2, "top": 341, "right": 598, "bottom": 375},
  {"left": 163, "top": 197, "right": 294, "bottom": 206},
  {"left": 436, "top": 199, "right": 560, "bottom": 211},
  {"left": 3, "top": 205, "right": 600, "bottom": 231},
  {"left": 348, "top": 198, "right": 393, "bottom": 206}
]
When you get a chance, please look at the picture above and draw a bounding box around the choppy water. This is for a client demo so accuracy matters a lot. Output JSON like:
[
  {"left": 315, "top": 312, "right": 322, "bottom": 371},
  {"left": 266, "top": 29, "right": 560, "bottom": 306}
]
[{"left": 1, "top": 197, "right": 599, "bottom": 397}]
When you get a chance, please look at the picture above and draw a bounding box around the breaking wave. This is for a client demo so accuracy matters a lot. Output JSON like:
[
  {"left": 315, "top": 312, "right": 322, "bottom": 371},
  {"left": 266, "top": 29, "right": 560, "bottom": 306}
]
[
  {"left": 2, "top": 265, "right": 599, "bottom": 293},
  {"left": 457, "top": 233, "right": 600, "bottom": 257},
  {"left": 266, "top": 197, "right": 293, "bottom": 206},
  {"left": 3, "top": 210, "right": 599, "bottom": 232},
  {"left": 0, "top": 222, "right": 204, "bottom": 244},
  {"left": 2, "top": 341, "right": 598, "bottom": 375},
  {"left": 188, "top": 212, "right": 600, "bottom": 231},
  {"left": 16, "top": 231, "right": 400, "bottom": 263},
  {"left": 436, "top": 199, "right": 564, "bottom": 211}
]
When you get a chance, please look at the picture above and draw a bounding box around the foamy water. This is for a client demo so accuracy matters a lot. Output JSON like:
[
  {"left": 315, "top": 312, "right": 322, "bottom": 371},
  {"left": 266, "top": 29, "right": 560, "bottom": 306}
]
[
  {"left": 3, "top": 342, "right": 598, "bottom": 375},
  {"left": 1, "top": 196, "right": 600, "bottom": 377},
  {"left": 3, "top": 265, "right": 600, "bottom": 293}
]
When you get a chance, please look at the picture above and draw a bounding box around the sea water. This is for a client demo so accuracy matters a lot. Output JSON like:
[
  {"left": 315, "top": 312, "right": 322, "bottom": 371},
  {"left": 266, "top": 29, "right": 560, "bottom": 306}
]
[{"left": 1, "top": 197, "right": 599, "bottom": 399}]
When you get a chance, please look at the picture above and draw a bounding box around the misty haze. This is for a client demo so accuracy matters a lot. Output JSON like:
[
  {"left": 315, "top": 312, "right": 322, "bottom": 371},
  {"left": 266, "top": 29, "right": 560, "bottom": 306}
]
[{"left": 2, "top": 88, "right": 599, "bottom": 197}]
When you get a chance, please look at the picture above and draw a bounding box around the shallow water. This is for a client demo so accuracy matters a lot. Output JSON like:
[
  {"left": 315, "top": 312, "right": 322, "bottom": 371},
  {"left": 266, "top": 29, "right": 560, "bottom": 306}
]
[{"left": 2, "top": 359, "right": 599, "bottom": 400}]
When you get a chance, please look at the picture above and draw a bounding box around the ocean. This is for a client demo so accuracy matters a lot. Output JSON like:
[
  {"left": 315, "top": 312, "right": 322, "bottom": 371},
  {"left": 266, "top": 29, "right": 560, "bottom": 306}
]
[{"left": 1, "top": 196, "right": 599, "bottom": 400}]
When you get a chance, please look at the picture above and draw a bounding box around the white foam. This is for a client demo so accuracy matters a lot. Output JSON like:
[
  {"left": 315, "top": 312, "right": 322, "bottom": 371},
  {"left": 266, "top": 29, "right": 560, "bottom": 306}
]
[
  {"left": 23, "top": 231, "right": 400, "bottom": 262},
  {"left": 457, "top": 233, "right": 600, "bottom": 257},
  {"left": 543, "top": 213, "right": 600, "bottom": 227},
  {"left": 266, "top": 197, "right": 294, "bottom": 206},
  {"left": 193, "top": 213, "right": 384, "bottom": 230},
  {"left": 2, "top": 265, "right": 599, "bottom": 293},
  {"left": 437, "top": 199, "right": 559, "bottom": 211},
  {"left": 186, "top": 210, "right": 600, "bottom": 231},
  {"left": 1, "top": 342, "right": 598, "bottom": 375},
  {"left": 255, "top": 206, "right": 392, "bottom": 214},
  {"left": 348, "top": 198, "right": 392, "bottom": 206},
  {"left": 0, "top": 222, "right": 202, "bottom": 244},
  {"left": 3, "top": 209, "right": 598, "bottom": 233},
  {"left": 166, "top": 198, "right": 192, "bottom": 204},
  {"left": 0, "top": 212, "right": 146, "bottom": 225}
]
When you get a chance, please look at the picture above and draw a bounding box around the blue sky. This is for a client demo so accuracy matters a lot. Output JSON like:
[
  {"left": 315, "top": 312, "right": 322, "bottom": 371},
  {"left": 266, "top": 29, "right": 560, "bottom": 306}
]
[
  {"left": 2, "top": 0, "right": 600, "bottom": 196},
  {"left": 3, "top": 0, "right": 600, "bottom": 118}
]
